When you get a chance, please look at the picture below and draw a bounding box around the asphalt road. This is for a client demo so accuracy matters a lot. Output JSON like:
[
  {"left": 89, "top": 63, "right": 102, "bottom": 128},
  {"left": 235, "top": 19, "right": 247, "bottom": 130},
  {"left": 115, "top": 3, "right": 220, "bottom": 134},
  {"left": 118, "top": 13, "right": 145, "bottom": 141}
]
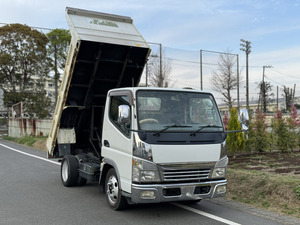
[{"left": 0, "top": 139, "right": 299, "bottom": 225}]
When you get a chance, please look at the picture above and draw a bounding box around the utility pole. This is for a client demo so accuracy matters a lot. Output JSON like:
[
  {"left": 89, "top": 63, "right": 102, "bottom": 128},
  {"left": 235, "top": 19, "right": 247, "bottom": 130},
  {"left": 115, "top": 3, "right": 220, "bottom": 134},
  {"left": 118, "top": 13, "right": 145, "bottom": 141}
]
[
  {"left": 240, "top": 39, "right": 251, "bottom": 110},
  {"left": 145, "top": 63, "right": 149, "bottom": 87},
  {"left": 236, "top": 54, "right": 240, "bottom": 111},
  {"left": 54, "top": 45, "right": 58, "bottom": 105},
  {"left": 276, "top": 86, "right": 279, "bottom": 110},
  {"left": 159, "top": 43, "right": 162, "bottom": 85},
  {"left": 200, "top": 50, "right": 203, "bottom": 90},
  {"left": 293, "top": 84, "right": 296, "bottom": 104}
]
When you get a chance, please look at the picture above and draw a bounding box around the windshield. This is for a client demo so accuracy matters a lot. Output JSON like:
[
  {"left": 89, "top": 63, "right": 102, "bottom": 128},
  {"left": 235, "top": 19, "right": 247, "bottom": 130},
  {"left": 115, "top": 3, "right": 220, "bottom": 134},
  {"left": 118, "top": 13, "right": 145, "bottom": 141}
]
[{"left": 137, "top": 90, "right": 223, "bottom": 133}]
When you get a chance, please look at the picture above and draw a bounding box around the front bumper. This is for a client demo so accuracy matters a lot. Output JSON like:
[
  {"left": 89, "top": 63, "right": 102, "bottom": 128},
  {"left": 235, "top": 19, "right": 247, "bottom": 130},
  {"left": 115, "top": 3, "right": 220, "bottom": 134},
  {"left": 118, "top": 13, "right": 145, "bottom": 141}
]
[{"left": 131, "top": 179, "right": 227, "bottom": 204}]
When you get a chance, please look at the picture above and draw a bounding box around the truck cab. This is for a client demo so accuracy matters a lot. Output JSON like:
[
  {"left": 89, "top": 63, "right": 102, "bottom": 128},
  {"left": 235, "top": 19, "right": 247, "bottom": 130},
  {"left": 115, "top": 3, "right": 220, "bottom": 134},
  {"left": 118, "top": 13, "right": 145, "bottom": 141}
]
[{"left": 101, "top": 87, "right": 227, "bottom": 209}]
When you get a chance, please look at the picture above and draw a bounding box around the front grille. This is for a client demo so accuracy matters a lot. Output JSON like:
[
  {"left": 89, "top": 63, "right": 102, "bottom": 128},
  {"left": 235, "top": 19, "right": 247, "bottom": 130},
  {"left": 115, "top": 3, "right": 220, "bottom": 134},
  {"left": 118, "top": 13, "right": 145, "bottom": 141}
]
[{"left": 159, "top": 164, "right": 211, "bottom": 183}]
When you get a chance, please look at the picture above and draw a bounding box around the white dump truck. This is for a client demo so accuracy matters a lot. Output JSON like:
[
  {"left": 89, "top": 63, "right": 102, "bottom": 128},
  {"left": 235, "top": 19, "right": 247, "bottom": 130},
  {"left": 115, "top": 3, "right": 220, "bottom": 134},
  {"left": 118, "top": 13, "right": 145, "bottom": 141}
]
[{"left": 47, "top": 7, "right": 228, "bottom": 210}]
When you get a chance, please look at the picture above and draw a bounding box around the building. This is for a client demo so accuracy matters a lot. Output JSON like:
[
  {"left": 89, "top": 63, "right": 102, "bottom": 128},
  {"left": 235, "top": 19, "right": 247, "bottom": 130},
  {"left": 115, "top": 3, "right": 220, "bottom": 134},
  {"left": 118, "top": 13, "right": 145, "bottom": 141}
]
[
  {"left": 219, "top": 97, "right": 300, "bottom": 115},
  {"left": 0, "top": 75, "right": 60, "bottom": 118}
]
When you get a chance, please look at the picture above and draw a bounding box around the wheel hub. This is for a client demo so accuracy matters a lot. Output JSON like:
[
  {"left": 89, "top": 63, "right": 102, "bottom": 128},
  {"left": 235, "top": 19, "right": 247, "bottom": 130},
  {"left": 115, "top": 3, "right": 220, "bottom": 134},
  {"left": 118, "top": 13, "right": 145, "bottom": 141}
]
[
  {"left": 107, "top": 175, "right": 119, "bottom": 204},
  {"left": 61, "top": 160, "right": 69, "bottom": 182}
]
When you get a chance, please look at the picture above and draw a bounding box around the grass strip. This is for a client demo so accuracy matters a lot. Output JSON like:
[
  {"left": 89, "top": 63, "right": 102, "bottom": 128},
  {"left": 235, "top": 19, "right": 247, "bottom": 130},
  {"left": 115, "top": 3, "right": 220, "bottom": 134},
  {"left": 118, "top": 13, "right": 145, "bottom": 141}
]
[
  {"left": 2, "top": 135, "right": 47, "bottom": 150},
  {"left": 227, "top": 168, "right": 300, "bottom": 218}
]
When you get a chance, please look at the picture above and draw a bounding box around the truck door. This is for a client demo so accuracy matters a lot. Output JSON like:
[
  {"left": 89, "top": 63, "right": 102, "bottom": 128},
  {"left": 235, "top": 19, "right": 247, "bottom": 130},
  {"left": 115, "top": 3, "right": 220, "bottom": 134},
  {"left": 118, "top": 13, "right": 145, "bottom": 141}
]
[{"left": 102, "top": 91, "right": 133, "bottom": 193}]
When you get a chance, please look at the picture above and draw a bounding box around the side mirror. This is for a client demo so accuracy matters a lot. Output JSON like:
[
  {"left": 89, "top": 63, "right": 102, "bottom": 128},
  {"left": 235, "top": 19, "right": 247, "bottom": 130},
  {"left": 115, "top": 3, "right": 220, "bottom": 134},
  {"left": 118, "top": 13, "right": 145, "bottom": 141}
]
[
  {"left": 239, "top": 109, "right": 249, "bottom": 130},
  {"left": 118, "top": 105, "right": 130, "bottom": 126}
]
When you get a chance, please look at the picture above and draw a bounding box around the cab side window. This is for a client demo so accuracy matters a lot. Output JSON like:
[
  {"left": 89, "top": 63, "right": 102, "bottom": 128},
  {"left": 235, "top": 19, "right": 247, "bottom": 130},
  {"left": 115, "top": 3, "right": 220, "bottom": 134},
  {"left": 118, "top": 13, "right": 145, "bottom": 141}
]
[{"left": 109, "top": 95, "right": 131, "bottom": 136}]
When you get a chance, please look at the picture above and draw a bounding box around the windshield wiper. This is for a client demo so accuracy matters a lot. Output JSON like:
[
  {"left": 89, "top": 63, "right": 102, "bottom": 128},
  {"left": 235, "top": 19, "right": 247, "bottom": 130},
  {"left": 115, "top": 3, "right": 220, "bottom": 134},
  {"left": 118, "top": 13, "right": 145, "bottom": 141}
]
[
  {"left": 153, "top": 124, "right": 192, "bottom": 136},
  {"left": 190, "top": 125, "right": 223, "bottom": 136}
]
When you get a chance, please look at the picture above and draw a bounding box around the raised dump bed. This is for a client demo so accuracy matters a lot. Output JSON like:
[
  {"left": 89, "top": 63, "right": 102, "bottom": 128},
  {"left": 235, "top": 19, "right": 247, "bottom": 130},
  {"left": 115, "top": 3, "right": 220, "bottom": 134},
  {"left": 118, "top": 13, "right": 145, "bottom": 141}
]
[{"left": 47, "top": 7, "right": 150, "bottom": 157}]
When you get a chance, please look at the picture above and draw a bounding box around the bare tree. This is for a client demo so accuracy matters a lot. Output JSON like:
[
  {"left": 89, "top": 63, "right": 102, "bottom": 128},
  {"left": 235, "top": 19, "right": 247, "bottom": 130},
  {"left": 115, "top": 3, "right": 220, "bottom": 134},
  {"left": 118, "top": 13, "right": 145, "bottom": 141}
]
[
  {"left": 211, "top": 52, "right": 238, "bottom": 109},
  {"left": 148, "top": 50, "right": 173, "bottom": 87}
]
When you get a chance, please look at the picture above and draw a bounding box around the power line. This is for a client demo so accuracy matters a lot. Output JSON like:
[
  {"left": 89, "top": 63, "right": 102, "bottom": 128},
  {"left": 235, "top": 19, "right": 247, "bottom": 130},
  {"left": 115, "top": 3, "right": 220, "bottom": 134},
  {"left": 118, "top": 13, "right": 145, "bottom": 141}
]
[
  {"left": 163, "top": 56, "right": 262, "bottom": 69},
  {"left": 264, "top": 75, "right": 285, "bottom": 86},
  {"left": 270, "top": 67, "right": 300, "bottom": 80}
]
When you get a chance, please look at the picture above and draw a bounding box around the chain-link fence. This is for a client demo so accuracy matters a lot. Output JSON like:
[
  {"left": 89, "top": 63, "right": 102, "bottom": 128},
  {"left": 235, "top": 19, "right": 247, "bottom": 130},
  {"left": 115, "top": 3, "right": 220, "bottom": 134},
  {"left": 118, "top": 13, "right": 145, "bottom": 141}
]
[{"left": 142, "top": 44, "right": 240, "bottom": 105}]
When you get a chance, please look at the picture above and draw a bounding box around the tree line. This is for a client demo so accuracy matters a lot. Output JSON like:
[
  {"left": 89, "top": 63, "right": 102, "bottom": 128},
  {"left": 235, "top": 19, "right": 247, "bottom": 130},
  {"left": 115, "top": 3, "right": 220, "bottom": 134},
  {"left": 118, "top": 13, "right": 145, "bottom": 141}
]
[
  {"left": 0, "top": 24, "right": 174, "bottom": 118},
  {"left": 0, "top": 24, "right": 71, "bottom": 118},
  {"left": 211, "top": 51, "right": 297, "bottom": 112},
  {"left": 225, "top": 104, "right": 300, "bottom": 154}
]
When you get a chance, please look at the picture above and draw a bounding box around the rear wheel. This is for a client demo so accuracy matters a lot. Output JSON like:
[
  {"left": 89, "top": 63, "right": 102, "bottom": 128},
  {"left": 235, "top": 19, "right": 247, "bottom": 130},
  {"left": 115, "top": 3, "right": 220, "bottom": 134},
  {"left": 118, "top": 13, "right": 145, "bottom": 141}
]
[
  {"left": 105, "top": 168, "right": 127, "bottom": 210},
  {"left": 61, "top": 155, "right": 79, "bottom": 187}
]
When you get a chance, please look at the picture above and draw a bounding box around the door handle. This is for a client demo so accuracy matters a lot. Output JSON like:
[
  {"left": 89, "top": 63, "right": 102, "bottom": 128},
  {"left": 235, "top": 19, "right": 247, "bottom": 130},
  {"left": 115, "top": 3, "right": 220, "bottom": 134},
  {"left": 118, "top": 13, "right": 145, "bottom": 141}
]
[{"left": 104, "top": 140, "right": 110, "bottom": 147}]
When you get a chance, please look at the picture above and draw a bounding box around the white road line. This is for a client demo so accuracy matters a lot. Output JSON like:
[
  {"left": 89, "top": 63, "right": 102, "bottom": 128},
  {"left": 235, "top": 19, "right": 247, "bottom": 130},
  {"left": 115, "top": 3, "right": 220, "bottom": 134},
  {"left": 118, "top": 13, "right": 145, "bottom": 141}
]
[
  {"left": 172, "top": 203, "right": 242, "bottom": 225},
  {"left": 0, "top": 143, "right": 60, "bottom": 166},
  {"left": 1, "top": 142, "right": 241, "bottom": 224}
]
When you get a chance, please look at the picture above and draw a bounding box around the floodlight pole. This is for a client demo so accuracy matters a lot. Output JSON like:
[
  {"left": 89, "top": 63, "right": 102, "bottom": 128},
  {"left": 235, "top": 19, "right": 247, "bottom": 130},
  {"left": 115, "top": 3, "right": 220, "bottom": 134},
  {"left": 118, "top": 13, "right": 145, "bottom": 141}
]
[
  {"left": 200, "top": 50, "right": 203, "bottom": 90},
  {"left": 240, "top": 39, "right": 251, "bottom": 111}
]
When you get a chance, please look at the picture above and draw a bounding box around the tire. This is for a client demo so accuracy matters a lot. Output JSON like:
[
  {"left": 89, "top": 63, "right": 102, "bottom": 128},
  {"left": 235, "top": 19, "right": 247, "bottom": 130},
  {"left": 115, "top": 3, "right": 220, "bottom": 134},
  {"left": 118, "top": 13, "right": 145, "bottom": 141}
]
[
  {"left": 105, "top": 168, "right": 127, "bottom": 210},
  {"left": 61, "top": 155, "right": 79, "bottom": 187}
]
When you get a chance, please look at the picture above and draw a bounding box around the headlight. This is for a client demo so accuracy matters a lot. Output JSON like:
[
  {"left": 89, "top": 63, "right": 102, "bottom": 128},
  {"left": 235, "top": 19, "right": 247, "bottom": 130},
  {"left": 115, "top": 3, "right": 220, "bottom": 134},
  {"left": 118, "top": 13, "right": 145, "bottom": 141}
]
[
  {"left": 212, "top": 167, "right": 226, "bottom": 178},
  {"left": 132, "top": 157, "right": 160, "bottom": 183},
  {"left": 212, "top": 156, "right": 228, "bottom": 179}
]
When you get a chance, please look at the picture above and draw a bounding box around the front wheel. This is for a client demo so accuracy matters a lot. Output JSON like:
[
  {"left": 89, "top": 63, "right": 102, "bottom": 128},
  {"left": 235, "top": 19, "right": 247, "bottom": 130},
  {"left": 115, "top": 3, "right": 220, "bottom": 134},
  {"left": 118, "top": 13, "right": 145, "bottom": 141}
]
[{"left": 105, "top": 168, "right": 127, "bottom": 210}]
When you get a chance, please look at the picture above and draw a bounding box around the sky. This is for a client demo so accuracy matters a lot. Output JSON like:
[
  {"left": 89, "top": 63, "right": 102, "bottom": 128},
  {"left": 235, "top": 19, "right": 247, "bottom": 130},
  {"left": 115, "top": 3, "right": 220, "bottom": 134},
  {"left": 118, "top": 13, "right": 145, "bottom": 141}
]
[{"left": 1, "top": 0, "right": 300, "bottom": 104}]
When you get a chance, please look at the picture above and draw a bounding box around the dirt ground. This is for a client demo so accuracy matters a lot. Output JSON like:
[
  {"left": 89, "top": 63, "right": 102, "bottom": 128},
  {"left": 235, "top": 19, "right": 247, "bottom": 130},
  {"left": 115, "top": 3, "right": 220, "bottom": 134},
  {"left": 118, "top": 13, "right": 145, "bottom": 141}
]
[
  {"left": 228, "top": 151, "right": 300, "bottom": 177},
  {"left": 33, "top": 140, "right": 47, "bottom": 152}
]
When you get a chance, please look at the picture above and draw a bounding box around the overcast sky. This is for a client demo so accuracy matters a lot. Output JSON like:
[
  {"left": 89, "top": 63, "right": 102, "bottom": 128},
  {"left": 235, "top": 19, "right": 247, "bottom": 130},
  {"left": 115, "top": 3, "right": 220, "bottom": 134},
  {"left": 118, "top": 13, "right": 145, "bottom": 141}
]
[{"left": 1, "top": 0, "right": 300, "bottom": 103}]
